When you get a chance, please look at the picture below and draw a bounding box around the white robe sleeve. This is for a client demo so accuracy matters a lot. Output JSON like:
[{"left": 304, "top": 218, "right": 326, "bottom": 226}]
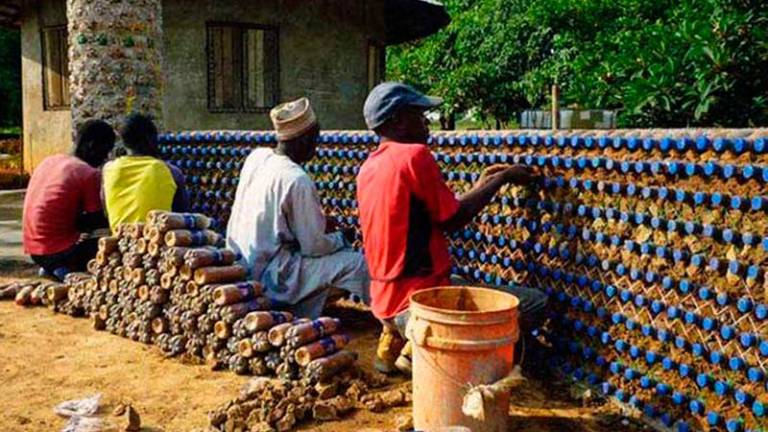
[{"left": 286, "top": 175, "right": 345, "bottom": 257}]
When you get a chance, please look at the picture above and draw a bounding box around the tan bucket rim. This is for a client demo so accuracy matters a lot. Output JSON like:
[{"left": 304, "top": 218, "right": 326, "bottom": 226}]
[{"left": 409, "top": 286, "right": 520, "bottom": 316}]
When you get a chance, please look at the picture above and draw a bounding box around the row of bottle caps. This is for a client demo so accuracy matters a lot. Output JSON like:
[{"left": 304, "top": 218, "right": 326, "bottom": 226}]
[
  {"left": 158, "top": 131, "right": 768, "bottom": 156},
  {"left": 163, "top": 143, "right": 768, "bottom": 184}
]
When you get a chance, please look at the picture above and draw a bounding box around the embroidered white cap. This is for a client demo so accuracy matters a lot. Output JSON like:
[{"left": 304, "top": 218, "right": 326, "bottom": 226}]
[{"left": 270, "top": 97, "right": 318, "bottom": 141}]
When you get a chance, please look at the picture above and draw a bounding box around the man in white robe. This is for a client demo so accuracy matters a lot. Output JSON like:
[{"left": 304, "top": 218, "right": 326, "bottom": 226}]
[{"left": 226, "top": 98, "right": 370, "bottom": 318}]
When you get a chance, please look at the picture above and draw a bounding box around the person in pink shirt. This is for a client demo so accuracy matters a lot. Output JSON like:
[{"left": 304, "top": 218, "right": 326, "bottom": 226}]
[{"left": 23, "top": 119, "right": 115, "bottom": 280}]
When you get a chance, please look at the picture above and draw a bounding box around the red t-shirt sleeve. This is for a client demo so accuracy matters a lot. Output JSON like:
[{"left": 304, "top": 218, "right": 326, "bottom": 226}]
[
  {"left": 408, "top": 146, "right": 460, "bottom": 223},
  {"left": 81, "top": 168, "right": 103, "bottom": 213}
]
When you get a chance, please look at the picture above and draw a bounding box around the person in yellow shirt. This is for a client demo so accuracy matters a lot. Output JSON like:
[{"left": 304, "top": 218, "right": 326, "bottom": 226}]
[{"left": 103, "top": 114, "right": 189, "bottom": 230}]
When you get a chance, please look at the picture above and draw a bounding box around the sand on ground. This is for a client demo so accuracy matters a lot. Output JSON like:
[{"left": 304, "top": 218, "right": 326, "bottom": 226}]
[{"left": 0, "top": 296, "right": 645, "bottom": 432}]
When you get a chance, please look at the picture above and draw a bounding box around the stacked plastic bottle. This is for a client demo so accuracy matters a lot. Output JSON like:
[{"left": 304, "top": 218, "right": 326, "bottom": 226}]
[{"left": 161, "top": 129, "right": 768, "bottom": 432}]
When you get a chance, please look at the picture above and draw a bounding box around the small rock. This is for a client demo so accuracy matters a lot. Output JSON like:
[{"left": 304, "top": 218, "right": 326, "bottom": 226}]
[
  {"left": 113, "top": 402, "right": 127, "bottom": 417},
  {"left": 395, "top": 414, "right": 413, "bottom": 431},
  {"left": 124, "top": 405, "right": 141, "bottom": 432}
]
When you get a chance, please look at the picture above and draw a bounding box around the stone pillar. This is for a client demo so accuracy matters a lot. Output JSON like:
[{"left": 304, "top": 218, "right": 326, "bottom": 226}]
[{"left": 67, "top": 0, "right": 164, "bottom": 134}]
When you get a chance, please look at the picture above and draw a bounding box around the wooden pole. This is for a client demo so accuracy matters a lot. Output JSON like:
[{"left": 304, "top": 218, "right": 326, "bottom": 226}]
[{"left": 551, "top": 84, "right": 560, "bottom": 131}]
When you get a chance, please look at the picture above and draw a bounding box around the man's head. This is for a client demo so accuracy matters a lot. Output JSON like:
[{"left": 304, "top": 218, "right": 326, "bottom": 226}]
[
  {"left": 364, "top": 82, "right": 442, "bottom": 144},
  {"left": 121, "top": 113, "right": 159, "bottom": 157},
  {"left": 271, "top": 97, "right": 320, "bottom": 164},
  {"left": 73, "top": 119, "right": 116, "bottom": 167}
]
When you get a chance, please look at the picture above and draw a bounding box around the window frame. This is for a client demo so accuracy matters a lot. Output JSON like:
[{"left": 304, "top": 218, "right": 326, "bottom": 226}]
[
  {"left": 205, "top": 21, "right": 280, "bottom": 114},
  {"left": 367, "top": 39, "right": 386, "bottom": 92},
  {"left": 40, "top": 24, "right": 70, "bottom": 111}
]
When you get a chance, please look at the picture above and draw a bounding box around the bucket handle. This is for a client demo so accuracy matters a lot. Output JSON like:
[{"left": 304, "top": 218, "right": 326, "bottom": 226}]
[{"left": 408, "top": 317, "right": 519, "bottom": 352}]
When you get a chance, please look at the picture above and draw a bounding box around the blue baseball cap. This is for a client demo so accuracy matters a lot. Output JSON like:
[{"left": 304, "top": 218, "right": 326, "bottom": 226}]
[{"left": 363, "top": 82, "right": 443, "bottom": 130}]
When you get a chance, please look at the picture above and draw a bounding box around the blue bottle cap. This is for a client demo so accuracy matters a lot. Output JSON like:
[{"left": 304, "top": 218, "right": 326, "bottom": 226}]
[
  {"left": 729, "top": 356, "right": 745, "bottom": 370},
  {"left": 692, "top": 343, "right": 706, "bottom": 357},
  {"left": 704, "top": 162, "right": 720, "bottom": 177},
  {"left": 679, "top": 279, "right": 692, "bottom": 293},
  {"left": 721, "top": 163, "right": 736, "bottom": 179},
  {"left": 602, "top": 332, "right": 613, "bottom": 346},
  {"left": 645, "top": 272, "right": 657, "bottom": 284},
  {"left": 614, "top": 390, "right": 627, "bottom": 402},
  {"left": 751, "top": 196, "right": 766, "bottom": 211},
  {"left": 685, "top": 163, "right": 698, "bottom": 177},
  {"left": 645, "top": 351, "right": 658, "bottom": 364},
  {"left": 706, "top": 411, "right": 721, "bottom": 426},
  {"left": 623, "top": 367, "right": 636, "bottom": 380},
  {"left": 748, "top": 367, "right": 765, "bottom": 382},
  {"left": 715, "top": 292, "right": 729, "bottom": 306},
  {"left": 701, "top": 317, "right": 717, "bottom": 331},
  {"left": 683, "top": 311, "right": 699, "bottom": 325},
  {"left": 753, "top": 400, "right": 765, "bottom": 417},
  {"left": 620, "top": 289, "right": 634, "bottom": 303},
  {"left": 709, "top": 257, "right": 722, "bottom": 271},
  {"left": 612, "top": 312, "right": 625, "bottom": 324},
  {"left": 620, "top": 161, "right": 632, "bottom": 173},
  {"left": 725, "top": 419, "right": 743, "bottom": 432},
  {"left": 662, "top": 276, "right": 674, "bottom": 290},
  {"left": 695, "top": 136, "right": 710, "bottom": 152},
  {"left": 735, "top": 389, "right": 753, "bottom": 405},
  {"left": 721, "top": 325, "right": 736, "bottom": 340},
  {"left": 755, "top": 137, "right": 767, "bottom": 153},
  {"left": 738, "top": 297, "right": 754, "bottom": 312},
  {"left": 665, "top": 160, "right": 680, "bottom": 175},
  {"left": 743, "top": 164, "right": 758, "bottom": 180},
  {"left": 662, "top": 356, "right": 676, "bottom": 369},
  {"left": 689, "top": 399, "right": 705, "bottom": 415},
  {"left": 675, "top": 336, "right": 688, "bottom": 350},
  {"left": 756, "top": 304, "right": 768, "bottom": 320},
  {"left": 672, "top": 391, "right": 687, "bottom": 405},
  {"left": 668, "top": 306, "right": 680, "bottom": 319},
  {"left": 679, "top": 363, "right": 692, "bottom": 377},
  {"left": 626, "top": 318, "right": 637, "bottom": 331}
]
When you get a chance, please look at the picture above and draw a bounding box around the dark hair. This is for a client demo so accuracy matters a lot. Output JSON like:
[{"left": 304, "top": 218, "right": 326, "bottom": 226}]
[
  {"left": 120, "top": 113, "right": 159, "bottom": 156},
  {"left": 73, "top": 119, "right": 116, "bottom": 167},
  {"left": 276, "top": 123, "right": 321, "bottom": 164}
]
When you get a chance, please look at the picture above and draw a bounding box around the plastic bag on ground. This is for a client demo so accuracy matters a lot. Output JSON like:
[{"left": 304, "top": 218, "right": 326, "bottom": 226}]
[{"left": 54, "top": 393, "right": 102, "bottom": 418}]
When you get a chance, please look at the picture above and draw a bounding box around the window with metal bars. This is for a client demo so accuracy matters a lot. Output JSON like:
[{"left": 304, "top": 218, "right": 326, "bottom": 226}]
[
  {"left": 207, "top": 22, "right": 279, "bottom": 113},
  {"left": 41, "top": 25, "right": 70, "bottom": 110}
]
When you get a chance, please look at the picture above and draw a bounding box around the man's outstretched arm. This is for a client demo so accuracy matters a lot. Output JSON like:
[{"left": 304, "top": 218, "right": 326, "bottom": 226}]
[{"left": 440, "top": 165, "right": 536, "bottom": 233}]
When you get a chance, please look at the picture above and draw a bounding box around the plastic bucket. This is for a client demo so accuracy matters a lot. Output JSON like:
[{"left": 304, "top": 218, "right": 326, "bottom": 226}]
[{"left": 408, "top": 286, "right": 519, "bottom": 432}]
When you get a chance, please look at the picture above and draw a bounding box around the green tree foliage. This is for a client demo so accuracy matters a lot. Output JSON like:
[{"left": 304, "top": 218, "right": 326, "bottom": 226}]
[
  {"left": 0, "top": 28, "right": 21, "bottom": 128},
  {"left": 387, "top": 0, "right": 768, "bottom": 128}
]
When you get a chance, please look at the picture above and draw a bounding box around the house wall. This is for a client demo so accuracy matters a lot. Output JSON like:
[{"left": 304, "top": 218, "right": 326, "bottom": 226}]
[
  {"left": 22, "top": 0, "right": 387, "bottom": 171},
  {"left": 21, "top": 0, "right": 71, "bottom": 171},
  {"left": 161, "top": 0, "right": 386, "bottom": 131}
]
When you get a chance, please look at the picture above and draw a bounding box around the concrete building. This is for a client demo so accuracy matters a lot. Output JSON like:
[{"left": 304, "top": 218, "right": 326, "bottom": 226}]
[{"left": 0, "top": 0, "right": 449, "bottom": 171}]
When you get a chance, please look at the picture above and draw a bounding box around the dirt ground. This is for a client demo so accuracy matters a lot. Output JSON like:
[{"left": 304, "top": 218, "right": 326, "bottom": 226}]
[{"left": 0, "top": 286, "right": 647, "bottom": 432}]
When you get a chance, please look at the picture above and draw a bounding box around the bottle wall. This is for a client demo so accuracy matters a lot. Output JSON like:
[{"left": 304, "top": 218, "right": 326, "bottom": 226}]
[{"left": 161, "top": 129, "right": 768, "bottom": 432}]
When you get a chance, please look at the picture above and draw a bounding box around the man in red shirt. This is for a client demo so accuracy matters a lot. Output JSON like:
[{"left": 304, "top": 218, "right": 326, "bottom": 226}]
[
  {"left": 23, "top": 119, "right": 115, "bottom": 280},
  {"left": 357, "top": 82, "right": 548, "bottom": 373}
]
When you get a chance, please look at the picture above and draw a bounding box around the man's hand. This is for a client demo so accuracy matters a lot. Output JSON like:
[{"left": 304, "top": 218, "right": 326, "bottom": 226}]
[
  {"left": 478, "top": 164, "right": 510, "bottom": 185},
  {"left": 502, "top": 165, "right": 537, "bottom": 186},
  {"left": 478, "top": 165, "right": 537, "bottom": 186}
]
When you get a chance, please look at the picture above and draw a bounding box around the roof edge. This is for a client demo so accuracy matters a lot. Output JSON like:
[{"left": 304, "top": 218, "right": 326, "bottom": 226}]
[{"left": 384, "top": 0, "right": 450, "bottom": 45}]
